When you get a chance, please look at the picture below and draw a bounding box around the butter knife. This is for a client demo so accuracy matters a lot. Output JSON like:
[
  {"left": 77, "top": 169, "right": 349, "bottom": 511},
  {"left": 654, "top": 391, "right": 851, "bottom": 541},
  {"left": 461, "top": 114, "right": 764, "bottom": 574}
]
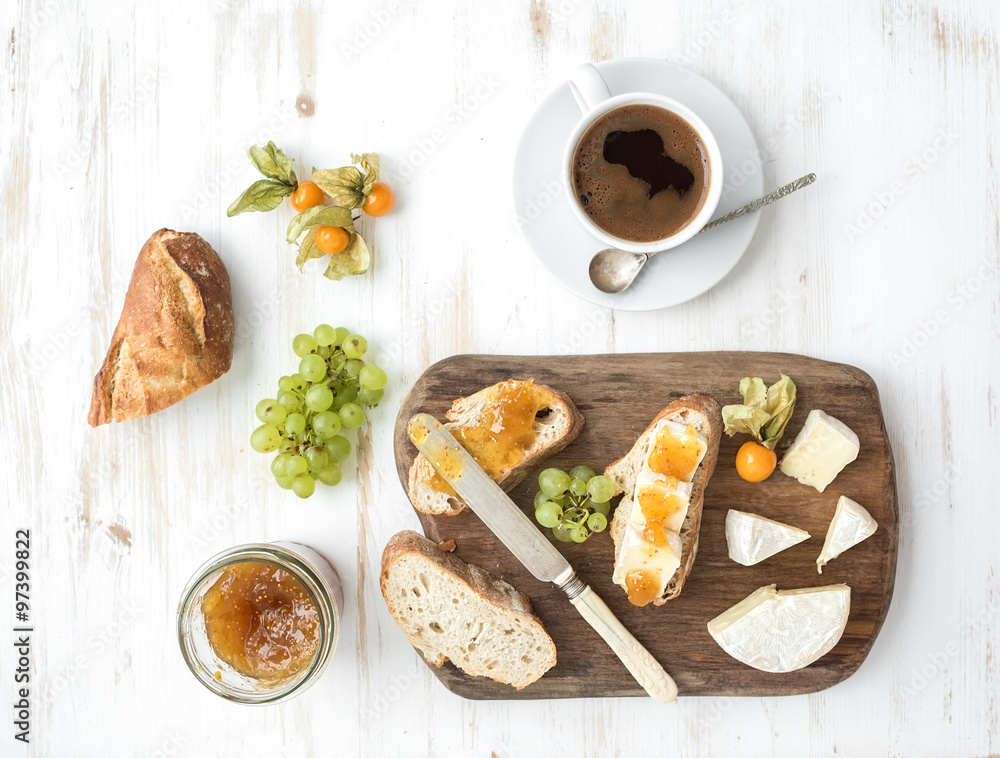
[{"left": 407, "top": 413, "right": 678, "bottom": 703}]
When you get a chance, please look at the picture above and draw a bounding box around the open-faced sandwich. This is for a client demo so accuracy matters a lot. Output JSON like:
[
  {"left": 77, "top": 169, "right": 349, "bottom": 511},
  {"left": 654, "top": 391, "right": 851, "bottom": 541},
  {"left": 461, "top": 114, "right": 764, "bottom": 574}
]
[
  {"left": 604, "top": 394, "right": 722, "bottom": 607},
  {"left": 407, "top": 379, "right": 583, "bottom": 515}
]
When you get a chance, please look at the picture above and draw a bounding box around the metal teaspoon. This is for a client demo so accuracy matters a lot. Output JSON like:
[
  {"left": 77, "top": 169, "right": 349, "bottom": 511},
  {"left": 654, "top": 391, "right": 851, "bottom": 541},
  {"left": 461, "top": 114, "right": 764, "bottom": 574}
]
[{"left": 588, "top": 173, "right": 816, "bottom": 294}]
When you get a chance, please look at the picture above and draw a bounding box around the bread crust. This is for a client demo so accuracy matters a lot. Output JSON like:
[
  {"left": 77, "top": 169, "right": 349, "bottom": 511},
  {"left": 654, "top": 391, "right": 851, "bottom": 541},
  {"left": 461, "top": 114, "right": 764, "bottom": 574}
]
[
  {"left": 88, "top": 229, "right": 234, "bottom": 426},
  {"left": 406, "top": 380, "right": 584, "bottom": 515},
  {"left": 379, "top": 530, "right": 556, "bottom": 688},
  {"left": 605, "top": 394, "right": 722, "bottom": 605}
]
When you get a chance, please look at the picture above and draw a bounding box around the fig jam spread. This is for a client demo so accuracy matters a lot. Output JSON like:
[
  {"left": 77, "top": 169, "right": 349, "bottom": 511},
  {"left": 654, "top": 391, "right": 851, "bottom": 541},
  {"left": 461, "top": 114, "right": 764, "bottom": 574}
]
[{"left": 201, "top": 561, "right": 320, "bottom": 681}]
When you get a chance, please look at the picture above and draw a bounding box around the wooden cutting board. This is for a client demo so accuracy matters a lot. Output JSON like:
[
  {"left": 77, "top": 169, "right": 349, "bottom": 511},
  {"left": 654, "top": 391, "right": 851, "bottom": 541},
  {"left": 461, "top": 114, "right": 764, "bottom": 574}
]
[{"left": 391, "top": 352, "right": 898, "bottom": 700}]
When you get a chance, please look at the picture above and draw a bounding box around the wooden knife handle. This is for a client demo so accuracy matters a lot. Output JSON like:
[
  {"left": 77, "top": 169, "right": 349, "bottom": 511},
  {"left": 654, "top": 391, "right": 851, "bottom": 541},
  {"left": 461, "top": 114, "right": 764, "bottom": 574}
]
[{"left": 569, "top": 585, "right": 678, "bottom": 703}]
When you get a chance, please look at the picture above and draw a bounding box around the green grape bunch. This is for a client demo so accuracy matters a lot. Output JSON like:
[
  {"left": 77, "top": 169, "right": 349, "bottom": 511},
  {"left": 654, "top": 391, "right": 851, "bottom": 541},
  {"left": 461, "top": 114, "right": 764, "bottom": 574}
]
[
  {"left": 250, "top": 325, "right": 389, "bottom": 498},
  {"left": 533, "top": 466, "right": 617, "bottom": 543}
]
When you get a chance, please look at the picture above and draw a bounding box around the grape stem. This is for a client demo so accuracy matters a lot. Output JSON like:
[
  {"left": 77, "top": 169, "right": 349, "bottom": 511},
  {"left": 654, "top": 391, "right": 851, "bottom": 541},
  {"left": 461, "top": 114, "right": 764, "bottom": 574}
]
[{"left": 556, "top": 491, "right": 599, "bottom": 536}]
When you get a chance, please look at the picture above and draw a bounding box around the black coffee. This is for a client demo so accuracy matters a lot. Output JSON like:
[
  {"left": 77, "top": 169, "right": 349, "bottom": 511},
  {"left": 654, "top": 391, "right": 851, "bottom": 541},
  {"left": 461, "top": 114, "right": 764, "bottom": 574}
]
[{"left": 571, "top": 104, "right": 711, "bottom": 243}]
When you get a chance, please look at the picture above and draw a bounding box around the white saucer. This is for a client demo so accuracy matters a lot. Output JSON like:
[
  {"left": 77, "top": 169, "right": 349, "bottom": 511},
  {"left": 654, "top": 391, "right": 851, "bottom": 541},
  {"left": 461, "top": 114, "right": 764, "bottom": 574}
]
[{"left": 512, "top": 58, "right": 762, "bottom": 311}]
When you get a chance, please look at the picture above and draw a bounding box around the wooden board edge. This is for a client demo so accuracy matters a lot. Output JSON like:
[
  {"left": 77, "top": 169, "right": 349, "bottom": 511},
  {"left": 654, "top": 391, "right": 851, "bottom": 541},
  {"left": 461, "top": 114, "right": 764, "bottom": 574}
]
[
  {"left": 820, "top": 362, "right": 900, "bottom": 675},
  {"left": 420, "top": 652, "right": 871, "bottom": 701},
  {"left": 392, "top": 353, "right": 470, "bottom": 489}
]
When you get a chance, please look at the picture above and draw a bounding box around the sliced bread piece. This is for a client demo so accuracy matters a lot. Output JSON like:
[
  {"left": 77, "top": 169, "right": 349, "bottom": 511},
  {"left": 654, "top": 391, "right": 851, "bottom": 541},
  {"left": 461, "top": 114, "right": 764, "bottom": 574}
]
[
  {"left": 407, "top": 379, "right": 584, "bottom": 516},
  {"left": 380, "top": 530, "right": 557, "bottom": 690},
  {"left": 605, "top": 394, "right": 722, "bottom": 605}
]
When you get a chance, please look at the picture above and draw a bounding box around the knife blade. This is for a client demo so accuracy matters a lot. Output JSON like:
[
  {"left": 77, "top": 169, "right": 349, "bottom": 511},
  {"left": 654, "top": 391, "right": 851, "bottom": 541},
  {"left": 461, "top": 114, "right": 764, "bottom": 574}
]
[
  {"left": 407, "top": 413, "right": 572, "bottom": 584},
  {"left": 407, "top": 413, "right": 678, "bottom": 703}
]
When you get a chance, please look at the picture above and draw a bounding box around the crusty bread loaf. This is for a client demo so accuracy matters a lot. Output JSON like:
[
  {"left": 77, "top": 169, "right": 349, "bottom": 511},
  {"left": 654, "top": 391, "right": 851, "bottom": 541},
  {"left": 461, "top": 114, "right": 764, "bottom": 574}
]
[
  {"left": 380, "top": 530, "right": 557, "bottom": 690},
  {"left": 407, "top": 380, "right": 583, "bottom": 516},
  {"left": 88, "top": 229, "right": 234, "bottom": 426},
  {"left": 605, "top": 394, "right": 722, "bottom": 605}
]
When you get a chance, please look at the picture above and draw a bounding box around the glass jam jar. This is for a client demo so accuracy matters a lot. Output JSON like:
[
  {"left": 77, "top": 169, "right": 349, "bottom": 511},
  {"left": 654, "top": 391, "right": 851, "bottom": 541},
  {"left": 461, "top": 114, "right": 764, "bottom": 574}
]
[{"left": 177, "top": 541, "right": 343, "bottom": 704}]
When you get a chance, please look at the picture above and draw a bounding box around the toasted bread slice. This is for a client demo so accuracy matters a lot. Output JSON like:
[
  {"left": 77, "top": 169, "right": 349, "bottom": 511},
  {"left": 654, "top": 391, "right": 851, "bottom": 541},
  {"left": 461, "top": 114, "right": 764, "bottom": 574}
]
[
  {"left": 605, "top": 394, "right": 722, "bottom": 605},
  {"left": 380, "top": 530, "right": 557, "bottom": 690},
  {"left": 407, "top": 379, "right": 583, "bottom": 516}
]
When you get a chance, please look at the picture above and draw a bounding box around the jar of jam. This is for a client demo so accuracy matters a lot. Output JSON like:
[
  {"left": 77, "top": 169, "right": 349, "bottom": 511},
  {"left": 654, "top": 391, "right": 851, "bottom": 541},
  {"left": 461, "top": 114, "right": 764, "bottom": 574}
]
[{"left": 177, "top": 542, "right": 343, "bottom": 704}]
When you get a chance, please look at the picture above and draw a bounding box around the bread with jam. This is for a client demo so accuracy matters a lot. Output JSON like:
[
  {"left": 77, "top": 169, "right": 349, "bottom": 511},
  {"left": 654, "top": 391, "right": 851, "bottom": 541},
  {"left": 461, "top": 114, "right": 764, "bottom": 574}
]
[{"left": 407, "top": 379, "right": 583, "bottom": 516}]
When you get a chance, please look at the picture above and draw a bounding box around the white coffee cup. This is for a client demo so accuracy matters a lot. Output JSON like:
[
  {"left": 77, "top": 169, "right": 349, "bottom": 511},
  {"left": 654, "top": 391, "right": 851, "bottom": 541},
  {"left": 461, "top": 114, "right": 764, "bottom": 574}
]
[{"left": 563, "top": 63, "right": 724, "bottom": 253}]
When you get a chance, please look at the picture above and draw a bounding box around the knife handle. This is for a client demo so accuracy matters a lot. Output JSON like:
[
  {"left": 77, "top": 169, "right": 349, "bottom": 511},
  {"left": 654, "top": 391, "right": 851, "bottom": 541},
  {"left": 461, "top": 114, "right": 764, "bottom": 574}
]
[{"left": 569, "top": 585, "right": 678, "bottom": 703}]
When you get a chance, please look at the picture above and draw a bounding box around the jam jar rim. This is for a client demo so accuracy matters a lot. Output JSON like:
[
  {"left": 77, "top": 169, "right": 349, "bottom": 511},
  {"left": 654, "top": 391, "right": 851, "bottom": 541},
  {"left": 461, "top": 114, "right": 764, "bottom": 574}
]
[{"left": 176, "top": 542, "right": 340, "bottom": 705}]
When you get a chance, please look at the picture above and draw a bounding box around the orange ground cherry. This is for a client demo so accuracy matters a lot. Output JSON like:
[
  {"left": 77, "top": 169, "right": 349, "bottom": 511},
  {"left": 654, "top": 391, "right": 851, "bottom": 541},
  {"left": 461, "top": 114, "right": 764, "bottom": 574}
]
[
  {"left": 291, "top": 181, "right": 325, "bottom": 212},
  {"left": 735, "top": 440, "right": 777, "bottom": 482},
  {"left": 315, "top": 226, "right": 350, "bottom": 255},
  {"left": 363, "top": 181, "right": 395, "bottom": 216}
]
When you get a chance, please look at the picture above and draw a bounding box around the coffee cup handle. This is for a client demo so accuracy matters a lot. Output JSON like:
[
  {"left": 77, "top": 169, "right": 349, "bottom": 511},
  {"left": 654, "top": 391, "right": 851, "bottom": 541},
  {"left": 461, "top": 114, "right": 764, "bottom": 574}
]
[{"left": 568, "top": 63, "right": 613, "bottom": 113}]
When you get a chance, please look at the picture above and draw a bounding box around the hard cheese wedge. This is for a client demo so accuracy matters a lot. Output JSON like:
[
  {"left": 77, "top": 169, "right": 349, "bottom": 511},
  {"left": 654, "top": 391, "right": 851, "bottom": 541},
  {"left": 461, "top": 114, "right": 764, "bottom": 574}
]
[
  {"left": 725, "top": 510, "right": 810, "bottom": 566},
  {"left": 779, "top": 409, "right": 860, "bottom": 493},
  {"left": 817, "top": 496, "right": 878, "bottom": 573},
  {"left": 708, "top": 584, "right": 851, "bottom": 673}
]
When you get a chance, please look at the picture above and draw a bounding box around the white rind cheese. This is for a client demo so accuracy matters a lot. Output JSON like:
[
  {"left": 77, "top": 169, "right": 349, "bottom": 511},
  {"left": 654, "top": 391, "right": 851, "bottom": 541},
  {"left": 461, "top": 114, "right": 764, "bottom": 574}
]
[
  {"left": 725, "top": 510, "right": 810, "bottom": 566},
  {"left": 817, "top": 496, "right": 878, "bottom": 573},
  {"left": 612, "top": 520, "right": 682, "bottom": 590},
  {"left": 779, "top": 409, "right": 860, "bottom": 493},
  {"left": 707, "top": 584, "right": 851, "bottom": 672}
]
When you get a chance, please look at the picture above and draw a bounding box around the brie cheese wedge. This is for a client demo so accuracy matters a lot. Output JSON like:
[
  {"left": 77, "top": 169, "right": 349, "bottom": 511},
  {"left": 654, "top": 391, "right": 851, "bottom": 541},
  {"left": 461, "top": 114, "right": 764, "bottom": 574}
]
[
  {"left": 725, "top": 510, "right": 810, "bottom": 566},
  {"left": 779, "top": 409, "right": 860, "bottom": 492},
  {"left": 708, "top": 584, "right": 851, "bottom": 672},
  {"left": 612, "top": 420, "right": 706, "bottom": 606},
  {"left": 817, "top": 496, "right": 878, "bottom": 573}
]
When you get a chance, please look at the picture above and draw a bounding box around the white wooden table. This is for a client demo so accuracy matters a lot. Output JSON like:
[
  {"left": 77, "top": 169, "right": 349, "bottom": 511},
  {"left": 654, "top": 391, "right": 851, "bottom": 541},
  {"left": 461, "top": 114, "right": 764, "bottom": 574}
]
[{"left": 2, "top": 0, "right": 998, "bottom": 755}]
